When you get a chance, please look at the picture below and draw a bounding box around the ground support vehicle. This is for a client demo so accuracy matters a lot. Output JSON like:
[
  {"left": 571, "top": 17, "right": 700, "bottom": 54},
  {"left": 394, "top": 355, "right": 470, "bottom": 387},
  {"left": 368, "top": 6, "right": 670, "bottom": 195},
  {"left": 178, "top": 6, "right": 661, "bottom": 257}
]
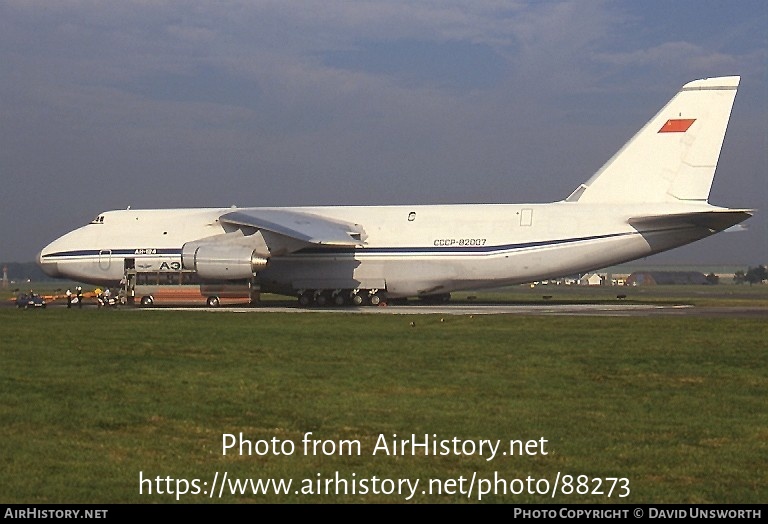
[
  {"left": 15, "top": 293, "right": 46, "bottom": 309},
  {"left": 124, "top": 269, "right": 254, "bottom": 307}
]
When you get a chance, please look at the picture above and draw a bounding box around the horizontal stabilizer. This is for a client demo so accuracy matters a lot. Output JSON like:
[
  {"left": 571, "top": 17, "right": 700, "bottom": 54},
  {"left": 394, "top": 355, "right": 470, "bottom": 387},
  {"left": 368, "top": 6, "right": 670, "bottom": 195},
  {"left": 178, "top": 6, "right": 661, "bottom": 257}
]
[
  {"left": 221, "top": 209, "right": 366, "bottom": 247},
  {"left": 628, "top": 209, "right": 752, "bottom": 233}
]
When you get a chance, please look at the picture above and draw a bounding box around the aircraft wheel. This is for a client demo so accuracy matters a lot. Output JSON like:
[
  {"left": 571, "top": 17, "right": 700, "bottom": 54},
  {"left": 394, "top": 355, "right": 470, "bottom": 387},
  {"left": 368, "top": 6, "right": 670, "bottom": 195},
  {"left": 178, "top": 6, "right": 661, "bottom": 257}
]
[
  {"left": 298, "top": 293, "right": 313, "bottom": 307},
  {"left": 140, "top": 296, "right": 154, "bottom": 307},
  {"left": 206, "top": 296, "right": 220, "bottom": 308},
  {"left": 333, "top": 293, "right": 347, "bottom": 306},
  {"left": 351, "top": 293, "right": 365, "bottom": 306},
  {"left": 315, "top": 292, "right": 330, "bottom": 307},
  {"left": 369, "top": 292, "right": 385, "bottom": 306}
]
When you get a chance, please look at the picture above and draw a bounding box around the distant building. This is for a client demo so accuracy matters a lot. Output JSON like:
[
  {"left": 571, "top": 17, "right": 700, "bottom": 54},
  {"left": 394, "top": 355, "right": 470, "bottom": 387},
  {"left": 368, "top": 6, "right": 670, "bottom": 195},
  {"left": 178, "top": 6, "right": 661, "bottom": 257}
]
[
  {"left": 626, "top": 271, "right": 709, "bottom": 286},
  {"left": 579, "top": 273, "right": 604, "bottom": 286}
]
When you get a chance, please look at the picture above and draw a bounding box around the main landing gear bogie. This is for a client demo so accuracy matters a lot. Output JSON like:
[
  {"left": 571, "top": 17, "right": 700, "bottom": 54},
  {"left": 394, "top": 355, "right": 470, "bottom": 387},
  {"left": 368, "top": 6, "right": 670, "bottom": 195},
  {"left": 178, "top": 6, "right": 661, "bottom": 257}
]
[{"left": 297, "top": 289, "right": 387, "bottom": 308}]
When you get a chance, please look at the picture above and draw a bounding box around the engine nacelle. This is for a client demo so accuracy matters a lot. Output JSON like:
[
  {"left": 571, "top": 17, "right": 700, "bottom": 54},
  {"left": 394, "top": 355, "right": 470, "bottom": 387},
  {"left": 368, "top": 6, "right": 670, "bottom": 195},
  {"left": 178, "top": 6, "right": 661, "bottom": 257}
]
[{"left": 181, "top": 243, "right": 268, "bottom": 280}]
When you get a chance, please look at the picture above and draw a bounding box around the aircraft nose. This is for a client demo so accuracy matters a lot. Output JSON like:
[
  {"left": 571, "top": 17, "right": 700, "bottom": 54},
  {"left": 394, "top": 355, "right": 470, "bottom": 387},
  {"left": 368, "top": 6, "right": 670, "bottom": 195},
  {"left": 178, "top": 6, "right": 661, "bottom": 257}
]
[{"left": 37, "top": 250, "right": 62, "bottom": 278}]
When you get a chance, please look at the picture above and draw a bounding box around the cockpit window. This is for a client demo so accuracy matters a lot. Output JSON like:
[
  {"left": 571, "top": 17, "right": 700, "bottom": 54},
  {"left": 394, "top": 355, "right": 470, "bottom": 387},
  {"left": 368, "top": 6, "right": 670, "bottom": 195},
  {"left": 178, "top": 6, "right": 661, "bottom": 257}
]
[{"left": 90, "top": 215, "right": 105, "bottom": 224}]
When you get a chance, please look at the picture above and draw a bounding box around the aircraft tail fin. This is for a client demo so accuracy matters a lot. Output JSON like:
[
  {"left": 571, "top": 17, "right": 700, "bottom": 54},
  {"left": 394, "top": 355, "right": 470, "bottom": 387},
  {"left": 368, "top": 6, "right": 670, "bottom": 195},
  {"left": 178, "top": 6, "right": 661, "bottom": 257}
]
[{"left": 566, "top": 76, "right": 739, "bottom": 204}]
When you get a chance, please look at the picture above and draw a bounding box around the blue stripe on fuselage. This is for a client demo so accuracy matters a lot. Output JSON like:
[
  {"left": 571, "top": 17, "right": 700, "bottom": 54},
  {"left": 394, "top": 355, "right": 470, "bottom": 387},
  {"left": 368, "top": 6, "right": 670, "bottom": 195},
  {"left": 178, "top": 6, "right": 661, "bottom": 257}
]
[
  {"left": 41, "top": 248, "right": 183, "bottom": 258},
  {"left": 40, "top": 232, "right": 633, "bottom": 260}
]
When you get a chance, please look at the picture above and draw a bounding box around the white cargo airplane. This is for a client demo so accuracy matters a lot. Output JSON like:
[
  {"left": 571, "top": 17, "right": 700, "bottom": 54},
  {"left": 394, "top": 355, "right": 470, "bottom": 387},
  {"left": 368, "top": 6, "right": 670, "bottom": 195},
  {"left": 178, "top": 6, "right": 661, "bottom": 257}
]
[{"left": 38, "top": 76, "right": 751, "bottom": 305}]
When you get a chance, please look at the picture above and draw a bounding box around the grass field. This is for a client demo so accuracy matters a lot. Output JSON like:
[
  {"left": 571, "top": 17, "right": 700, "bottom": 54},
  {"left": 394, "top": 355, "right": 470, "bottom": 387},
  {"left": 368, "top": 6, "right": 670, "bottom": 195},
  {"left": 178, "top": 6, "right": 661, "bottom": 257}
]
[{"left": 1, "top": 295, "right": 767, "bottom": 503}]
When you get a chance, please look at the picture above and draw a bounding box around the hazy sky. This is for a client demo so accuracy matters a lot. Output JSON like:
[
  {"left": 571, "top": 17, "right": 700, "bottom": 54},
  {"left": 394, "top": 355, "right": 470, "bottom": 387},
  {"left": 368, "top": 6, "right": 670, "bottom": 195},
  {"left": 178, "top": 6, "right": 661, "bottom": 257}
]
[{"left": 1, "top": 1, "right": 766, "bottom": 265}]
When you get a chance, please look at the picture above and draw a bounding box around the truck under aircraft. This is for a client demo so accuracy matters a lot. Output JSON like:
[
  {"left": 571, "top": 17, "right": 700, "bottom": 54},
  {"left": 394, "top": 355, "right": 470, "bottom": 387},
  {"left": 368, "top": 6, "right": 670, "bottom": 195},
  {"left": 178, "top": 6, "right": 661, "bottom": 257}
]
[{"left": 38, "top": 76, "right": 751, "bottom": 306}]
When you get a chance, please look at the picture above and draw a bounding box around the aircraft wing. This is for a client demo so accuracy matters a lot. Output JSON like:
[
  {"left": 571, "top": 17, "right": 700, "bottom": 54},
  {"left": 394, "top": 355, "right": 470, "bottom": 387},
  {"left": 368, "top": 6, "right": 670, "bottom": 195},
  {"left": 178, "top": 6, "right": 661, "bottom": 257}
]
[
  {"left": 628, "top": 209, "right": 753, "bottom": 233},
  {"left": 220, "top": 209, "right": 366, "bottom": 247}
]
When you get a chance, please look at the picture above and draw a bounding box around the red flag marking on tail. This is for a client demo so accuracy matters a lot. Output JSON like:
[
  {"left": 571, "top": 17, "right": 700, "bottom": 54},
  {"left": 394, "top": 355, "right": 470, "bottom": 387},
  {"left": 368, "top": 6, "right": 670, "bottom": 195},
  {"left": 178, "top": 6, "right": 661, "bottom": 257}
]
[{"left": 658, "top": 118, "right": 696, "bottom": 133}]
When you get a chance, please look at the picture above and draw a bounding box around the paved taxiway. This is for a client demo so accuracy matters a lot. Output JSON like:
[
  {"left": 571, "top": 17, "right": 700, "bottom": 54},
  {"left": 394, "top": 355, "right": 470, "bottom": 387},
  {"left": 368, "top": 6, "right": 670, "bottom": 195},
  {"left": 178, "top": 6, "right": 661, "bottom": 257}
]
[
  {"left": 147, "top": 303, "right": 768, "bottom": 317},
  {"left": 7, "top": 298, "right": 767, "bottom": 317}
]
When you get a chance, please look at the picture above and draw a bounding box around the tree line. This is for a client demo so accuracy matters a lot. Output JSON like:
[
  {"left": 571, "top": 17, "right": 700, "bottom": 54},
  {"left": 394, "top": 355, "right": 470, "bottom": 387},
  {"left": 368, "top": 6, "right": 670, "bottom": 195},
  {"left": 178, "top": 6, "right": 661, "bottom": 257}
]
[{"left": 733, "top": 265, "right": 768, "bottom": 285}]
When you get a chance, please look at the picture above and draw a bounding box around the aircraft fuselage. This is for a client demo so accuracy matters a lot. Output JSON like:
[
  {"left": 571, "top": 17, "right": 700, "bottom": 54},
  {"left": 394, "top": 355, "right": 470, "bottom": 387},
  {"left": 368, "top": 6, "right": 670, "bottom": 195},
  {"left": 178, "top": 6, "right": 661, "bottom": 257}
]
[{"left": 37, "top": 201, "right": 728, "bottom": 298}]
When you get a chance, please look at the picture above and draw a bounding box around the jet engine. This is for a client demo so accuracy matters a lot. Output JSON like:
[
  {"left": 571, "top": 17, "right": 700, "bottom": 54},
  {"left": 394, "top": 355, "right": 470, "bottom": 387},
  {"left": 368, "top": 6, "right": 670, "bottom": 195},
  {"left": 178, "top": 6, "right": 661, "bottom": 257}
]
[{"left": 181, "top": 243, "right": 268, "bottom": 280}]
